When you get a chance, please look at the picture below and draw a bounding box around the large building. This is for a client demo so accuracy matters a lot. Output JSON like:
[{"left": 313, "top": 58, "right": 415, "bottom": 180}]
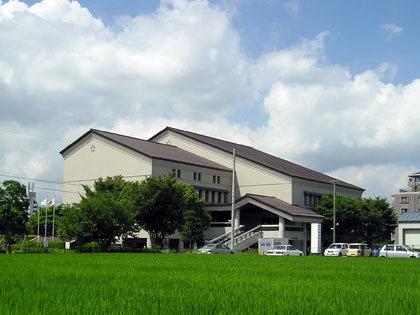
[
  {"left": 60, "top": 127, "right": 364, "bottom": 253},
  {"left": 391, "top": 172, "right": 420, "bottom": 216},
  {"left": 392, "top": 172, "right": 420, "bottom": 246}
]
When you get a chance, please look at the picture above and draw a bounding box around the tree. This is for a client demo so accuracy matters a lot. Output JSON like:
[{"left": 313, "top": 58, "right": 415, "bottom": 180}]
[
  {"left": 127, "top": 174, "right": 185, "bottom": 247},
  {"left": 315, "top": 194, "right": 397, "bottom": 246},
  {"left": 0, "top": 180, "right": 29, "bottom": 253},
  {"left": 58, "top": 176, "right": 136, "bottom": 251},
  {"left": 177, "top": 183, "right": 210, "bottom": 250}
]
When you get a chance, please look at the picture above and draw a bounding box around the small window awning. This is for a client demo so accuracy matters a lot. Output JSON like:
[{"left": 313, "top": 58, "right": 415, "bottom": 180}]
[{"left": 235, "top": 193, "right": 324, "bottom": 223}]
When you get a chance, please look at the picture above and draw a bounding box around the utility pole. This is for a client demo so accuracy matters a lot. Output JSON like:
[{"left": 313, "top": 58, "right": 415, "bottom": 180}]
[
  {"left": 329, "top": 179, "right": 339, "bottom": 243},
  {"left": 231, "top": 148, "right": 236, "bottom": 252}
]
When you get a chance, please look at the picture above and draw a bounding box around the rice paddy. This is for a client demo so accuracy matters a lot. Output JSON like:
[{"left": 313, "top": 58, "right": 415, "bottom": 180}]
[{"left": 0, "top": 253, "right": 419, "bottom": 314}]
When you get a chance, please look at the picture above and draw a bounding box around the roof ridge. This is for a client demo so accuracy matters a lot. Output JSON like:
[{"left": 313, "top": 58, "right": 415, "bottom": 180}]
[
  {"left": 92, "top": 128, "right": 178, "bottom": 148},
  {"left": 165, "top": 126, "right": 254, "bottom": 149}
]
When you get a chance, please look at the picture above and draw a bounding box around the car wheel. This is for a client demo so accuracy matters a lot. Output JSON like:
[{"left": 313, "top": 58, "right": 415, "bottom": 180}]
[
  {"left": 410, "top": 256, "right": 416, "bottom": 258},
  {"left": 299, "top": 253, "right": 303, "bottom": 256}
]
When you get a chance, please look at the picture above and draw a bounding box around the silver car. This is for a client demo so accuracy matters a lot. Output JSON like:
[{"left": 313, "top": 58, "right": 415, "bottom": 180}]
[
  {"left": 379, "top": 244, "right": 420, "bottom": 258},
  {"left": 196, "top": 244, "right": 234, "bottom": 254}
]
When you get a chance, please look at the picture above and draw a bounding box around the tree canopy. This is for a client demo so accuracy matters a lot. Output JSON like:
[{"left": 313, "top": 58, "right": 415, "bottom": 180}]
[
  {"left": 58, "top": 174, "right": 209, "bottom": 250},
  {"left": 315, "top": 194, "right": 398, "bottom": 246},
  {"left": 58, "top": 176, "right": 136, "bottom": 251},
  {"left": 0, "top": 180, "right": 29, "bottom": 253}
]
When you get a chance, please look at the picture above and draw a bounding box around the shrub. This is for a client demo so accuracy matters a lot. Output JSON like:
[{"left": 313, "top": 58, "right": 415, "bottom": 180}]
[{"left": 77, "top": 242, "right": 101, "bottom": 253}]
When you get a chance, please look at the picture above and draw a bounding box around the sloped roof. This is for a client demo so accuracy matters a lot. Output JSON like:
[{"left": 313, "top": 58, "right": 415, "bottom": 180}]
[
  {"left": 151, "top": 126, "right": 363, "bottom": 191},
  {"left": 399, "top": 211, "right": 420, "bottom": 222},
  {"left": 60, "top": 129, "right": 231, "bottom": 172},
  {"left": 237, "top": 193, "right": 324, "bottom": 219}
]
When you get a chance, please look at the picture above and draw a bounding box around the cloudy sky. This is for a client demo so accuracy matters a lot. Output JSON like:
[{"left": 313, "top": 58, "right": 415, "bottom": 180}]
[{"left": 1, "top": 0, "right": 419, "bottom": 204}]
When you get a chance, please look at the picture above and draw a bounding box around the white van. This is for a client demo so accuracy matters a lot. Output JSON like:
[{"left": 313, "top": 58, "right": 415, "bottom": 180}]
[
  {"left": 324, "top": 243, "right": 348, "bottom": 257},
  {"left": 347, "top": 243, "right": 371, "bottom": 257}
]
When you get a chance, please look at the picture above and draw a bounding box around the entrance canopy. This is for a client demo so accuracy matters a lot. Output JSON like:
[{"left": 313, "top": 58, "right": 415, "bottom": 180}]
[{"left": 235, "top": 193, "right": 324, "bottom": 223}]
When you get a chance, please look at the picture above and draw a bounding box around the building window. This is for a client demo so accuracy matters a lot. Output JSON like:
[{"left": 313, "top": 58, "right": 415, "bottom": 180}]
[
  {"left": 218, "top": 192, "right": 222, "bottom": 203},
  {"left": 198, "top": 189, "right": 203, "bottom": 199},
  {"left": 213, "top": 175, "right": 216, "bottom": 183},
  {"left": 401, "top": 196, "right": 408, "bottom": 204},
  {"left": 205, "top": 190, "right": 209, "bottom": 202},
  {"left": 198, "top": 173, "right": 201, "bottom": 181},
  {"left": 304, "top": 192, "right": 322, "bottom": 207},
  {"left": 217, "top": 176, "right": 220, "bottom": 184},
  {"left": 172, "top": 169, "right": 176, "bottom": 176},
  {"left": 401, "top": 209, "right": 408, "bottom": 214},
  {"left": 194, "top": 172, "right": 197, "bottom": 180},
  {"left": 224, "top": 192, "right": 228, "bottom": 203},
  {"left": 211, "top": 191, "right": 215, "bottom": 203}
]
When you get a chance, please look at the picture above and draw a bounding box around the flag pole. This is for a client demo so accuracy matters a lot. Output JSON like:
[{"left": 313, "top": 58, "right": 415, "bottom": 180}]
[
  {"left": 44, "top": 196, "right": 48, "bottom": 245},
  {"left": 52, "top": 196, "right": 56, "bottom": 240},
  {"left": 37, "top": 203, "right": 40, "bottom": 247}
]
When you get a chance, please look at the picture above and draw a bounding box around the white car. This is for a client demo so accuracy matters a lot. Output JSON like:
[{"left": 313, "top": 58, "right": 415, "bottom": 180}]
[
  {"left": 324, "top": 243, "right": 348, "bottom": 257},
  {"left": 266, "top": 245, "right": 303, "bottom": 256},
  {"left": 379, "top": 244, "right": 420, "bottom": 258}
]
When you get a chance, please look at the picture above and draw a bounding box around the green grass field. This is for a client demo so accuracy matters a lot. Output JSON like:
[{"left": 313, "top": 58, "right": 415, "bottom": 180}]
[{"left": 0, "top": 253, "right": 419, "bottom": 314}]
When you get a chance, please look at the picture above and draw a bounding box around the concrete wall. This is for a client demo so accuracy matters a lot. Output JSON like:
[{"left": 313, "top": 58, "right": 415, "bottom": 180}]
[
  {"left": 62, "top": 133, "right": 152, "bottom": 204},
  {"left": 152, "top": 131, "right": 293, "bottom": 202},
  {"left": 292, "top": 177, "right": 363, "bottom": 209},
  {"left": 392, "top": 192, "right": 420, "bottom": 216},
  {"left": 152, "top": 159, "right": 232, "bottom": 194}
]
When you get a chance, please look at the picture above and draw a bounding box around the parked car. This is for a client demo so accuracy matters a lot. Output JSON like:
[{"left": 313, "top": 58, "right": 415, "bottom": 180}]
[
  {"left": 196, "top": 244, "right": 234, "bottom": 254},
  {"left": 324, "top": 243, "right": 348, "bottom": 257},
  {"left": 266, "top": 245, "right": 303, "bottom": 256},
  {"left": 378, "top": 244, "right": 420, "bottom": 258},
  {"left": 347, "top": 243, "right": 371, "bottom": 257}
]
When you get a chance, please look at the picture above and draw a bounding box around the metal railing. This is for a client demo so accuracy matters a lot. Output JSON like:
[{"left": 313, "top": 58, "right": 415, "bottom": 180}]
[{"left": 207, "top": 225, "right": 245, "bottom": 244}]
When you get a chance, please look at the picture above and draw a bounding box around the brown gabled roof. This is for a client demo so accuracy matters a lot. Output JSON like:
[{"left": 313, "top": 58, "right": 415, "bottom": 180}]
[
  {"left": 150, "top": 127, "right": 364, "bottom": 191},
  {"left": 238, "top": 193, "right": 324, "bottom": 219},
  {"left": 60, "top": 129, "right": 231, "bottom": 172}
]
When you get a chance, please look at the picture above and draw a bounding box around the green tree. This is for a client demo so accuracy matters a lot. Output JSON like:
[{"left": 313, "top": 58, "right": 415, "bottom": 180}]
[
  {"left": 127, "top": 174, "right": 185, "bottom": 246},
  {"left": 359, "top": 197, "right": 398, "bottom": 245},
  {"left": 0, "top": 180, "right": 29, "bottom": 253},
  {"left": 58, "top": 176, "right": 136, "bottom": 251},
  {"left": 177, "top": 182, "right": 210, "bottom": 249},
  {"left": 315, "top": 194, "right": 397, "bottom": 246}
]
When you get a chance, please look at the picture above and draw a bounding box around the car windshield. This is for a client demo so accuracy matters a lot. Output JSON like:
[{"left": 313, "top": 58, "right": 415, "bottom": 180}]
[
  {"left": 274, "top": 245, "right": 287, "bottom": 250},
  {"left": 328, "top": 244, "right": 342, "bottom": 249},
  {"left": 202, "top": 244, "right": 216, "bottom": 249},
  {"left": 349, "top": 245, "right": 361, "bottom": 249}
]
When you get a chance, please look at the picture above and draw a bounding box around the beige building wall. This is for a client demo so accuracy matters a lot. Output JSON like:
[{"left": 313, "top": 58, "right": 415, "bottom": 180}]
[
  {"left": 152, "top": 159, "right": 232, "bottom": 193},
  {"left": 152, "top": 131, "right": 293, "bottom": 202},
  {"left": 391, "top": 192, "right": 420, "bottom": 216},
  {"left": 62, "top": 133, "right": 152, "bottom": 204}
]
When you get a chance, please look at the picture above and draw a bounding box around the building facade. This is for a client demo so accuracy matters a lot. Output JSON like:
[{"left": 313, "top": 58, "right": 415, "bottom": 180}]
[
  {"left": 391, "top": 172, "right": 420, "bottom": 217},
  {"left": 61, "top": 127, "right": 364, "bottom": 253}
]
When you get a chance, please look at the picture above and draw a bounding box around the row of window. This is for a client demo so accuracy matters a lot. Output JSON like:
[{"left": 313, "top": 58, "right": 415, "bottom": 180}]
[
  {"left": 304, "top": 192, "right": 322, "bottom": 207},
  {"left": 400, "top": 196, "right": 420, "bottom": 204},
  {"left": 173, "top": 169, "right": 222, "bottom": 184},
  {"left": 198, "top": 189, "right": 229, "bottom": 204}
]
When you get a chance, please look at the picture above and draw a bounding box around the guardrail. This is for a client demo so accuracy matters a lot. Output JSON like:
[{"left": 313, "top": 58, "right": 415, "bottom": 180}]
[{"left": 207, "top": 225, "right": 245, "bottom": 244}]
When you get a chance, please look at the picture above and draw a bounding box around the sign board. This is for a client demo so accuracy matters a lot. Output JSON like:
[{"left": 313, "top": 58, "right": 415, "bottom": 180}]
[
  {"left": 310, "top": 223, "right": 322, "bottom": 254},
  {"left": 258, "top": 238, "right": 288, "bottom": 255}
]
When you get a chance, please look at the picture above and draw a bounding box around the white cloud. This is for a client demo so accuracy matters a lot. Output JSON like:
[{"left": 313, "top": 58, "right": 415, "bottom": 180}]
[
  {"left": 328, "top": 164, "right": 418, "bottom": 201},
  {"left": 381, "top": 23, "right": 403, "bottom": 40},
  {"left": 0, "top": 0, "right": 419, "bottom": 203},
  {"left": 283, "top": 0, "right": 300, "bottom": 16}
]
